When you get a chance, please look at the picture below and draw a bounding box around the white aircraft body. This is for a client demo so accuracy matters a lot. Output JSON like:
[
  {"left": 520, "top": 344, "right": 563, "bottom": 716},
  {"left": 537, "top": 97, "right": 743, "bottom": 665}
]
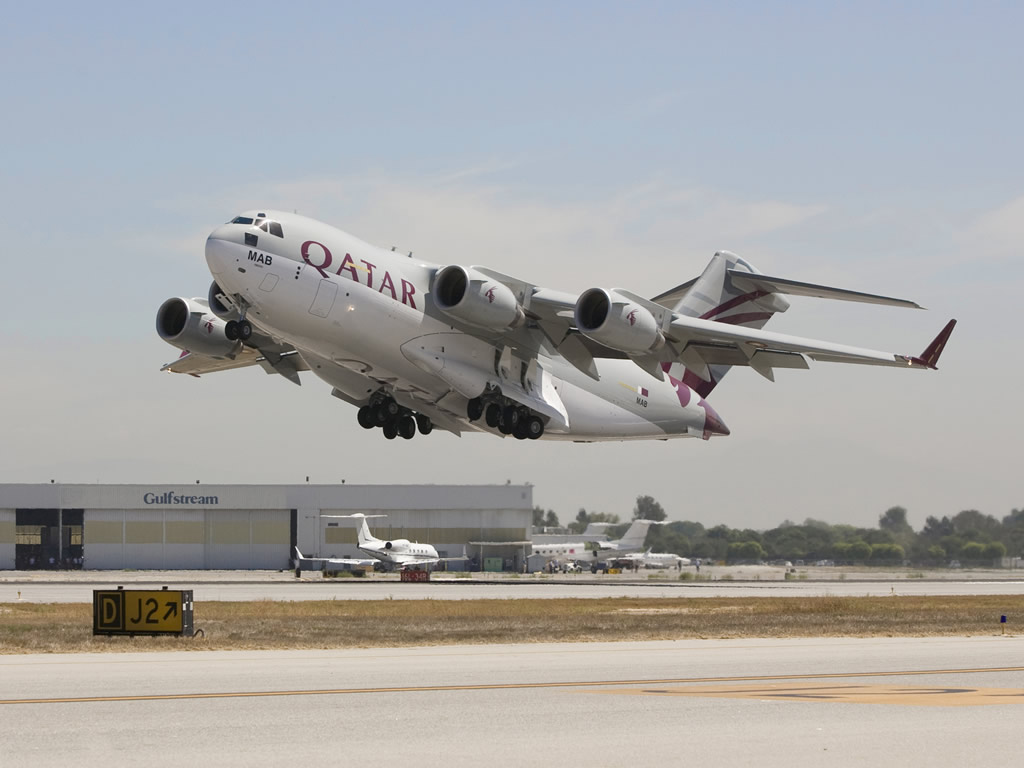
[
  {"left": 325, "top": 513, "right": 464, "bottom": 571},
  {"left": 157, "top": 210, "right": 955, "bottom": 441},
  {"left": 531, "top": 519, "right": 659, "bottom": 564},
  {"left": 633, "top": 550, "right": 691, "bottom": 569}
]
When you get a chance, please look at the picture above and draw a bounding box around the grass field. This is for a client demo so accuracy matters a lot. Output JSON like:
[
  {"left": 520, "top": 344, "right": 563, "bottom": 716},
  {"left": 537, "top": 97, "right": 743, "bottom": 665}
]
[{"left": 1, "top": 595, "right": 1020, "bottom": 654}]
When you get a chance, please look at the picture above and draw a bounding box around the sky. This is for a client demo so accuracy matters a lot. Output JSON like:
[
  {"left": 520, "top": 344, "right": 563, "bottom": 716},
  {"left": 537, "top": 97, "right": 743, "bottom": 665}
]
[{"left": 2, "top": 1, "right": 1021, "bottom": 531}]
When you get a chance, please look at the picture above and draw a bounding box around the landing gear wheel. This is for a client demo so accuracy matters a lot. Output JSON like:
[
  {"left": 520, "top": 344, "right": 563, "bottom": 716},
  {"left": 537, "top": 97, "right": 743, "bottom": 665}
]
[
  {"left": 397, "top": 415, "right": 416, "bottom": 440},
  {"left": 357, "top": 406, "right": 375, "bottom": 429},
  {"left": 525, "top": 416, "right": 544, "bottom": 440},
  {"left": 415, "top": 413, "right": 433, "bottom": 435},
  {"left": 503, "top": 406, "right": 521, "bottom": 429},
  {"left": 385, "top": 400, "right": 400, "bottom": 417},
  {"left": 237, "top": 320, "right": 253, "bottom": 341},
  {"left": 373, "top": 404, "right": 390, "bottom": 425},
  {"left": 485, "top": 403, "right": 502, "bottom": 428},
  {"left": 499, "top": 418, "right": 515, "bottom": 435},
  {"left": 467, "top": 398, "right": 484, "bottom": 421},
  {"left": 513, "top": 420, "right": 530, "bottom": 440},
  {"left": 224, "top": 320, "right": 239, "bottom": 341},
  {"left": 382, "top": 421, "right": 399, "bottom": 440}
]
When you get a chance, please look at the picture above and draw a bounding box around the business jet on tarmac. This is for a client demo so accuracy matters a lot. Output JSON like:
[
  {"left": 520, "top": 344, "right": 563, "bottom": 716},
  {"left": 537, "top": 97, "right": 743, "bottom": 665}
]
[
  {"left": 157, "top": 210, "right": 955, "bottom": 441},
  {"left": 532, "top": 519, "right": 660, "bottom": 564},
  {"left": 325, "top": 513, "right": 466, "bottom": 571}
]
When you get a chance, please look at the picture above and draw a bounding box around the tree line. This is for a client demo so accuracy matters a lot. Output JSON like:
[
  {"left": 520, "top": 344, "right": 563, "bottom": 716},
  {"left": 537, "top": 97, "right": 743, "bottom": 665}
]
[{"left": 533, "top": 498, "right": 1024, "bottom": 566}]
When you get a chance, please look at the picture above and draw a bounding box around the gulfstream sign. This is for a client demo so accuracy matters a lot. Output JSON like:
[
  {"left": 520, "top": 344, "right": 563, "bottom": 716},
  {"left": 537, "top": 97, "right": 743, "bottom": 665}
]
[{"left": 143, "top": 492, "right": 220, "bottom": 505}]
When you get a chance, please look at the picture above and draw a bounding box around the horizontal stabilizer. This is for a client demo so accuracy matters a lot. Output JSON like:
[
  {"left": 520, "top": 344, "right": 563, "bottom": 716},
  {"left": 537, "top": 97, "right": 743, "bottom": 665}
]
[{"left": 728, "top": 270, "right": 923, "bottom": 309}]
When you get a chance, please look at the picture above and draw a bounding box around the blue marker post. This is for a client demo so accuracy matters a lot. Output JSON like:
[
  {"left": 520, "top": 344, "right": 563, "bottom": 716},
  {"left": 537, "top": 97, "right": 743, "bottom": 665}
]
[{"left": 1001, "top": 615, "right": 1007, "bottom": 635}]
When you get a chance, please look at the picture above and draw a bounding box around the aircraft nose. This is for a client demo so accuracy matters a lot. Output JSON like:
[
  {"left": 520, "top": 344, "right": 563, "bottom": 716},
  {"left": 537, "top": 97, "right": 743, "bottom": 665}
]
[
  {"left": 700, "top": 400, "right": 730, "bottom": 438},
  {"left": 205, "top": 225, "right": 234, "bottom": 276}
]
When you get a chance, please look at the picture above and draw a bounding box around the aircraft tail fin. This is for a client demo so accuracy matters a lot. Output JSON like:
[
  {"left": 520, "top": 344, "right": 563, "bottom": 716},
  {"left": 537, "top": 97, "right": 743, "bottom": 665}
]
[
  {"left": 615, "top": 519, "right": 659, "bottom": 551},
  {"left": 659, "top": 251, "right": 790, "bottom": 397}
]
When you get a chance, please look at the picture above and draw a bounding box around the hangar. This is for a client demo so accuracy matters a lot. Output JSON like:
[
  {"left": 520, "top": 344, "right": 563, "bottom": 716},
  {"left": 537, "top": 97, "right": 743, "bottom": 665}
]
[{"left": 0, "top": 483, "right": 533, "bottom": 571}]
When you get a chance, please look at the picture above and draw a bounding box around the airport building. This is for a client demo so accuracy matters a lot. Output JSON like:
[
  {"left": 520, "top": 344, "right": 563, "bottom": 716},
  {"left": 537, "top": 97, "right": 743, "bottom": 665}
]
[{"left": 0, "top": 483, "right": 533, "bottom": 571}]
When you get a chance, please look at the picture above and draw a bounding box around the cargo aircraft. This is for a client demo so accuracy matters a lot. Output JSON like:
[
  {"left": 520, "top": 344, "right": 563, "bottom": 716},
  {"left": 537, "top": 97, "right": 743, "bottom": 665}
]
[{"left": 157, "top": 210, "right": 955, "bottom": 441}]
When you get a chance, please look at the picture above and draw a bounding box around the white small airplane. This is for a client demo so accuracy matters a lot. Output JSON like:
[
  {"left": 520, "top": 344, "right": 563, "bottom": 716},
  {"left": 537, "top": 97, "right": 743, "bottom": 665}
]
[
  {"left": 620, "top": 550, "right": 692, "bottom": 569},
  {"left": 532, "top": 519, "right": 660, "bottom": 564},
  {"left": 157, "top": 210, "right": 955, "bottom": 441},
  {"left": 325, "top": 513, "right": 466, "bottom": 571}
]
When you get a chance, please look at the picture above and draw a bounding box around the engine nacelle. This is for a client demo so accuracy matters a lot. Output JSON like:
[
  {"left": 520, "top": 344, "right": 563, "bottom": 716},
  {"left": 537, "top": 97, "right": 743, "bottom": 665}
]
[
  {"left": 384, "top": 539, "right": 410, "bottom": 550},
  {"left": 433, "top": 265, "right": 525, "bottom": 331},
  {"left": 574, "top": 288, "right": 664, "bottom": 354},
  {"left": 156, "top": 297, "right": 241, "bottom": 358},
  {"left": 207, "top": 281, "right": 240, "bottom": 320}
]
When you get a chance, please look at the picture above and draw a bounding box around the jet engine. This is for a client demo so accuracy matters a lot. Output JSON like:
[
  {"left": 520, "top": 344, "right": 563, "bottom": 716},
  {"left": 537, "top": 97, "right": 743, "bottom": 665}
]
[
  {"left": 433, "top": 266, "right": 525, "bottom": 331},
  {"left": 207, "top": 281, "right": 240, "bottom": 320},
  {"left": 384, "top": 540, "right": 410, "bottom": 550},
  {"left": 574, "top": 288, "right": 665, "bottom": 354},
  {"left": 156, "top": 297, "right": 241, "bottom": 358}
]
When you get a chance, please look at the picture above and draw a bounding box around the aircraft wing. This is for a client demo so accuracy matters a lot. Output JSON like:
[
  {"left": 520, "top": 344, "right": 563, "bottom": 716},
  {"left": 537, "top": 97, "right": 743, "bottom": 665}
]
[
  {"left": 663, "top": 316, "right": 957, "bottom": 383},
  {"left": 472, "top": 266, "right": 955, "bottom": 383},
  {"left": 162, "top": 341, "right": 310, "bottom": 383}
]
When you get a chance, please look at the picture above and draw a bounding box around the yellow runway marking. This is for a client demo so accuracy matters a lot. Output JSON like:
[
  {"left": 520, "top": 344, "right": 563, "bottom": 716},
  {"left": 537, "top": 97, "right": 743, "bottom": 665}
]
[
  {"left": 3, "top": 666, "right": 1024, "bottom": 706},
  {"left": 594, "top": 683, "right": 1024, "bottom": 707}
]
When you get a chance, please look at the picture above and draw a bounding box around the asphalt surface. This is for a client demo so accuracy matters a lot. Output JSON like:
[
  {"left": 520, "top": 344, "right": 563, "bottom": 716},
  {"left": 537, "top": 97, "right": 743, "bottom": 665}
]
[
  {"left": 2, "top": 637, "right": 1022, "bottom": 767},
  {"left": 2, "top": 567, "right": 1024, "bottom": 602}
]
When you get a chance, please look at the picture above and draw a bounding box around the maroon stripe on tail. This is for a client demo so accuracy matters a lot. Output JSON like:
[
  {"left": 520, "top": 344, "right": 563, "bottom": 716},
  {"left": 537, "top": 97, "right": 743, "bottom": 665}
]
[{"left": 700, "top": 290, "right": 770, "bottom": 320}]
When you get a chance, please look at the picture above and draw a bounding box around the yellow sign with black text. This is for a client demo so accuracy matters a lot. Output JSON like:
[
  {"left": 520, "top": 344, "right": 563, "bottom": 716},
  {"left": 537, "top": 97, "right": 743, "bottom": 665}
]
[{"left": 93, "top": 589, "right": 194, "bottom": 636}]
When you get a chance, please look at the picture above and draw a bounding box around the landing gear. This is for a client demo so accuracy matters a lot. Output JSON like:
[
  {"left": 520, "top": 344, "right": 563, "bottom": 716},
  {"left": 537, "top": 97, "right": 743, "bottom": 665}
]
[
  {"left": 467, "top": 397, "right": 484, "bottom": 422},
  {"left": 357, "top": 406, "right": 375, "bottom": 429},
  {"left": 359, "top": 392, "right": 434, "bottom": 440},
  {"left": 485, "top": 403, "right": 502, "bottom": 428},
  {"left": 224, "top": 319, "right": 253, "bottom": 341},
  {"left": 479, "top": 393, "right": 547, "bottom": 441}
]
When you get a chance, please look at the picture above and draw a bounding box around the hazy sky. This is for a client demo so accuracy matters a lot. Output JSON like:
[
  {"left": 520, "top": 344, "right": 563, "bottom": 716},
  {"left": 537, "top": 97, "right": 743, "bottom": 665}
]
[{"left": 2, "top": 2, "right": 1021, "bottom": 531}]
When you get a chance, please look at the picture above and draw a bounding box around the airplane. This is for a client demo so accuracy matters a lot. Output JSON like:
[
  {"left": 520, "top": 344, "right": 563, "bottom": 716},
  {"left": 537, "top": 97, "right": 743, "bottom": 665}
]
[
  {"left": 531, "top": 519, "right": 660, "bottom": 564},
  {"left": 324, "top": 513, "right": 466, "bottom": 571},
  {"left": 156, "top": 210, "right": 955, "bottom": 442},
  {"left": 617, "top": 549, "right": 692, "bottom": 569}
]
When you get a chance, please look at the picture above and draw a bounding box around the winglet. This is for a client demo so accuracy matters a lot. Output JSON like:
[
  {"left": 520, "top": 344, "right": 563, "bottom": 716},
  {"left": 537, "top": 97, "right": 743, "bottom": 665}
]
[{"left": 910, "top": 319, "right": 956, "bottom": 369}]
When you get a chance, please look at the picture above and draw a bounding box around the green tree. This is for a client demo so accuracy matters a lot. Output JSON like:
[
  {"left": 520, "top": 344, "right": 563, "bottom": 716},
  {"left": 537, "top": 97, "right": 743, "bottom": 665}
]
[
  {"left": 879, "top": 506, "right": 913, "bottom": 536},
  {"left": 984, "top": 541, "right": 1007, "bottom": 561},
  {"left": 634, "top": 495, "right": 667, "bottom": 522},
  {"left": 960, "top": 541, "right": 987, "bottom": 563},
  {"left": 727, "top": 541, "right": 765, "bottom": 562},
  {"left": 870, "top": 543, "right": 905, "bottom": 564}
]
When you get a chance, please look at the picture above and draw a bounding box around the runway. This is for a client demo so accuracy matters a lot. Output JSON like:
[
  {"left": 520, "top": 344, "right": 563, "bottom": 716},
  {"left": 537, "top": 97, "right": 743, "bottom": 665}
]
[
  {"left": 3, "top": 569, "right": 1024, "bottom": 602},
  {"left": 2, "top": 637, "right": 1022, "bottom": 767}
]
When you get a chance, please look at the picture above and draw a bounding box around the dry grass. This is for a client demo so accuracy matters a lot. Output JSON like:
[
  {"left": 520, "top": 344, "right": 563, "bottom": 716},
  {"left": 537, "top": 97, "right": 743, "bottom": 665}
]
[{"left": 0, "top": 595, "right": 1020, "bottom": 654}]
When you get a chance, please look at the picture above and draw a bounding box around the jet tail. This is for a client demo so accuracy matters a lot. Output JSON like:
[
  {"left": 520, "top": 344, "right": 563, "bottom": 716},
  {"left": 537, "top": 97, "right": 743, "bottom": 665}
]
[
  {"left": 652, "top": 251, "right": 927, "bottom": 396},
  {"left": 654, "top": 252, "right": 791, "bottom": 397},
  {"left": 612, "top": 519, "right": 659, "bottom": 551}
]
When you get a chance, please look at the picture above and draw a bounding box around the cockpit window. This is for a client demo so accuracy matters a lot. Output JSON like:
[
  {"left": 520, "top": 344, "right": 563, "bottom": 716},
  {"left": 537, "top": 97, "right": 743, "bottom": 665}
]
[
  {"left": 229, "top": 214, "right": 282, "bottom": 237},
  {"left": 256, "top": 219, "right": 284, "bottom": 237}
]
